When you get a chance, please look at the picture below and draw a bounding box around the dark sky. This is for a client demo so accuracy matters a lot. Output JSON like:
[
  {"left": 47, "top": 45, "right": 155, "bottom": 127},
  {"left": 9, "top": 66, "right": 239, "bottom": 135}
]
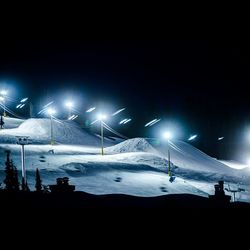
[{"left": 1, "top": 37, "right": 250, "bottom": 160}]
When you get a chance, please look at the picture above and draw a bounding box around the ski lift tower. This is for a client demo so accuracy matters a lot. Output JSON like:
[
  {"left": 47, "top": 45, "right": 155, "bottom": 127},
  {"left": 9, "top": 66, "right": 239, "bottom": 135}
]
[{"left": 16, "top": 136, "right": 31, "bottom": 189}]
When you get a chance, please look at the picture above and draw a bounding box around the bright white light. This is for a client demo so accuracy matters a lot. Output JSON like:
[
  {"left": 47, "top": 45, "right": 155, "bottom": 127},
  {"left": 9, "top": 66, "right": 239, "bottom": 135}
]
[
  {"left": 145, "top": 119, "right": 161, "bottom": 127},
  {"left": 68, "top": 115, "right": 78, "bottom": 121},
  {"left": 188, "top": 134, "right": 197, "bottom": 141},
  {"left": 0, "top": 96, "right": 4, "bottom": 102},
  {"left": 20, "top": 97, "right": 28, "bottom": 103},
  {"left": 65, "top": 101, "right": 73, "bottom": 108},
  {"left": 0, "top": 90, "right": 7, "bottom": 96},
  {"left": 123, "top": 118, "right": 131, "bottom": 124},
  {"left": 112, "top": 108, "right": 126, "bottom": 116},
  {"left": 16, "top": 104, "right": 22, "bottom": 108},
  {"left": 163, "top": 131, "right": 172, "bottom": 140},
  {"left": 119, "top": 119, "right": 128, "bottom": 124},
  {"left": 91, "top": 119, "right": 98, "bottom": 125},
  {"left": 47, "top": 108, "right": 56, "bottom": 116},
  {"left": 145, "top": 119, "right": 157, "bottom": 127},
  {"left": 97, "top": 114, "right": 107, "bottom": 121},
  {"left": 218, "top": 137, "right": 224, "bottom": 141},
  {"left": 86, "top": 107, "right": 96, "bottom": 113},
  {"left": 19, "top": 104, "right": 25, "bottom": 109}
]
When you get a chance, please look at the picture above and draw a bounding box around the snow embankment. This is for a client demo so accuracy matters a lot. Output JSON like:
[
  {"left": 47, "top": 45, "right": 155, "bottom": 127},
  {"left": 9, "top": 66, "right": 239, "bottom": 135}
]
[
  {"left": 2, "top": 117, "right": 24, "bottom": 129},
  {"left": 0, "top": 118, "right": 114, "bottom": 146}
]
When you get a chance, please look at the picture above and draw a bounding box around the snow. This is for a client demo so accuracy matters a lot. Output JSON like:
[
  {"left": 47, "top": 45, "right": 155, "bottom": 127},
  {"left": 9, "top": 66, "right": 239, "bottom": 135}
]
[
  {"left": 1, "top": 118, "right": 250, "bottom": 201},
  {"left": 219, "top": 160, "right": 249, "bottom": 170},
  {"left": 1, "top": 117, "right": 24, "bottom": 129},
  {"left": 0, "top": 118, "right": 116, "bottom": 146}
]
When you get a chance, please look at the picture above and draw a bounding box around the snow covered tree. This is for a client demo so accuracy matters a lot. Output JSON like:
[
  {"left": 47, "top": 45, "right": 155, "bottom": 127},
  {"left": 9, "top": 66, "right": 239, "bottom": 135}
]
[
  {"left": 35, "top": 168, "right": 42, "bottom": 192},
  {"left": 4, "top": 150, "right": 19, "bottom": 191}
]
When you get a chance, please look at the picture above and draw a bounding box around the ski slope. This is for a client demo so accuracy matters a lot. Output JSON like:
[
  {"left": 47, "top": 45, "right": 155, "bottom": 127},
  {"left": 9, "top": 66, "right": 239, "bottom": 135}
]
[
  {"left": 0, "top": 118, "right": 115, "bottom": 146},
  {"left": 2, "top": 117, "right": 24, "bottom": 129},
  {"left": 1, "top": 119, "right": 250, "bottom": 201}
]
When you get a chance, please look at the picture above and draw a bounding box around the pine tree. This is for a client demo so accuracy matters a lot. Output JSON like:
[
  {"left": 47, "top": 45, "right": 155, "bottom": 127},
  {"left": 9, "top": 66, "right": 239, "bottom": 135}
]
[
  {"left": 4, "top": 150, "right": 20, "bottom": 191},
  {"left": 21, "top": 178, "right": 30, "bottom": 192},
  {"left": 35, "top": 168, "right": 42, "bottom": 192}
]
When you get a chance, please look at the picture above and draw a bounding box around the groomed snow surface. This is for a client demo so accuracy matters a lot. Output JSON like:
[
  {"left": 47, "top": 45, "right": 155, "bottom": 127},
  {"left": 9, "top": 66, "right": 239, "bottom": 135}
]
[{"left": 1, "top": 117, "right": 250, "bottom": 201}]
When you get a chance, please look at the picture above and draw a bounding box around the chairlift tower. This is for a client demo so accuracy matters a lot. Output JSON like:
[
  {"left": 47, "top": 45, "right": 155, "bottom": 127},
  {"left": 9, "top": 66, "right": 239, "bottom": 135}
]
[{"left": 16, "top": 136, "right": 31, "bottom": 187}]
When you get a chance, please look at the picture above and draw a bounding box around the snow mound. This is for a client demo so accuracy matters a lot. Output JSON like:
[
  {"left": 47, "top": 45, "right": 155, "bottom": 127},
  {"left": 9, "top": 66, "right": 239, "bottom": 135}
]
[
  {"left": 0, "top": 118, "right": 114, "bottom": 146},
  {"left": 2, "top": 117, "right": 24, "bottom": 129},
  {"left": 107, "top": 138, "right": 158, "bottom": 154},
  {"left": 108, "top": 138, "right": 241, "bottom": 176}
]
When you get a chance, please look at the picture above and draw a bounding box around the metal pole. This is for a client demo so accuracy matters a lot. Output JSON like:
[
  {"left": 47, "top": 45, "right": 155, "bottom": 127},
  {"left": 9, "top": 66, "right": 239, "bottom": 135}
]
[
  {"left": 101, "top": 121, "right": 104, "bottom": 155},
  {"left": 68, "top": 108, "right": 71, "bottom": 119},
  {"left": 3, "top": 99, "right": 6, "bottom": 117},
  {"left": 168, "top": 148, "right": 171, "bottom": 176},
  {"left": 50, "top": 115, "right": 54, "bottom": 145},
  {"left": 21, "top": 144, "right": 26, "bottom": 184}
]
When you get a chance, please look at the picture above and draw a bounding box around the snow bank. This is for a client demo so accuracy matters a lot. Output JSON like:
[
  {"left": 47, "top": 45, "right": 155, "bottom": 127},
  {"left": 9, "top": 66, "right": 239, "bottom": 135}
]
[
  {"left": 0, "top": 118, "right": 114, "bottom": 146},
  {"left": 107, "top": 138, "right": 242, "bottom": 176},
  {"left": 2, "top": 117, "right": 24, "bottom": 129},
  {"left": 107, "top": 138, "right": 158, "bottom": 154}
]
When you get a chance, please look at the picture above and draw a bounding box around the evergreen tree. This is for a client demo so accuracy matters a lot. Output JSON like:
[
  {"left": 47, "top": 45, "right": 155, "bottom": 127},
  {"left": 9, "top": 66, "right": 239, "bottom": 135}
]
[
  {"left": 4, "top": 150, "right": 19, "bottom": 191},
  {"left": 35, "top": 168, "right": 42, "bottom": 192},
  {"left": 21, "top": 178, "right": 30, "bottom": 192}
]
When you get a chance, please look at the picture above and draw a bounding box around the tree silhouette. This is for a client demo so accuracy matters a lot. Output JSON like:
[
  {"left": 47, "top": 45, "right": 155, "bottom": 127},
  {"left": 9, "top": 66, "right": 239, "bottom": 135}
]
[
  {"left": 4, "top": 150, "right": 19, "bottom": 191},
  {"left": 21, "top": 178, "right": 30, "bottom": 192},
  {"left": 35, "top": 168, "right": 42, "bottom": 192}
]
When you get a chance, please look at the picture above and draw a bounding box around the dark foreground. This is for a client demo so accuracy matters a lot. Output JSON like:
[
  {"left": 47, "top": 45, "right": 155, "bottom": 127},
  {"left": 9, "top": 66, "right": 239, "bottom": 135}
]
[
  {"left": 2, "top": 190, "right": 250, "bottom": 232},
  {"left": 1, "top": 190, "right": 250, "bottom": 210}
]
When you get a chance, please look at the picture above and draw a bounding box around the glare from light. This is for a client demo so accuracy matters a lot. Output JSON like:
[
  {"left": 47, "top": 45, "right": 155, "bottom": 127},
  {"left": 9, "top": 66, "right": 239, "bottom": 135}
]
[
  {"left": 0, "top": 90, "right": 7, "bottom": 96},
  {"left": 68, "top": 115, "right": 78, "bottom": 121},
  {"left": 0, "top": 96, "right": 4, "bottom": 102},
  {"left": 91, "top": 119, "right": 98, "bottom": 125},
  {"left": 163, "top": 131, "right": 172, "bottom": 140},
  {"left": 43, "top": 101, "right": 54, "bottom": 109},
  {"left": 145, "top": 118, "right": 161, "bottom": 127},
  {"left": 47, "top": 108, "right": 56, "bottom": 116},
  {"left": 218, "top": 137, "right": 224, "bottom": 141},
  {"left": 145, "top": 119, "right": 157, "bottom": 127},
  {"left": 19, "top": 104, "right": 25, "bottom": 109},
  {"left": 20, "top": 97, "right": 28, "bottom": 103},
  {"left": 188, "top": 134, "right": 198, "bottom": 141},
  {"left": 97, "top": 114, "right": 107, "bottom": 121},
  {"left": 119, "top": 119, "right": 128, "bottom": 124},
  {"left": 123, "top": 118, "right": 131, "bottom": 124},
  {"left": 86, "top": 107, "right": 96, "bottom": 113},
  {"left": 16, "top": 104, "right": 22, "bottom": 108},
  {"left": 65, "top": 101, "right": 73, "bottom": 108},
  {"left": 112, "top": 108, "right": 126, "bottom": 116}
]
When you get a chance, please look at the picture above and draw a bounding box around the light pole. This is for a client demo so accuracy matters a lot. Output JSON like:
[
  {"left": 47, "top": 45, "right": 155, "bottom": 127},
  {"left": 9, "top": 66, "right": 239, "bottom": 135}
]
[
  {"left": 65, "top": 101, "right": 73, "bottom": 119},
  {"left": 0, "top": 90, "right": 7, "bottom": 117},
  {"left": 97, "top": 114, "right": 107, "bottom": 155},
  {"left": 163, "top": 131, "right": 173, "bottom": 178},
  {"left": 16, "top": 136, "right": 30, "bottom": 191},
  {"left": 47, "top": 108, "right": 56, "bottom": 145}
]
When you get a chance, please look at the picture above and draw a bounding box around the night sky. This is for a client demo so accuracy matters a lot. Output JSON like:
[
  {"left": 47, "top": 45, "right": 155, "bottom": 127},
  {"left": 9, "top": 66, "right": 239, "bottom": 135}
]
[{"left": 1, "top": 36, "right": 250, "bottom": 161}]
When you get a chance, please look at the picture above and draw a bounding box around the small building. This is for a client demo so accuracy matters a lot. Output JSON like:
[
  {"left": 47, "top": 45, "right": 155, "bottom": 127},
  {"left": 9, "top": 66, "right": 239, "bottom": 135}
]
[
  {"left": 49, "top": 177, "right": 75, "bottom": 193},
  {"left": 209, "top": 180, "right": 231, "bottom": 204}
]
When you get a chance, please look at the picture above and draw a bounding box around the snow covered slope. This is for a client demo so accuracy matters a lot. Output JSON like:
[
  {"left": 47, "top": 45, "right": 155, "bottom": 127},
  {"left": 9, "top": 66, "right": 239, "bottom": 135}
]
[
  {"left": 1, "top": 117, "right": 24, "bottom": 129},
  {"left": 108, "top": 138, "right": 240, "bottom": 175},
  {"left": 0, "top": 118, "right": 115, "bottom": 146},
  {"left": 1, "top": 130, "right": 250, "bottom": 200}
]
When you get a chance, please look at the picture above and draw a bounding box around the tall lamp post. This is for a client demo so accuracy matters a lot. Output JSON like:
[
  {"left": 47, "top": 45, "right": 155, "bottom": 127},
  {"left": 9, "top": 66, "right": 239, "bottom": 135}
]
[
  {"left": 16, "top": 136, "right": 30, "bottom": 191},
  {"left": 163, "top": 131, "right": 176, "bottom": 182},
  {"left": 47, "top": 108, "right": 56, "bottom": 145},
  {"left": 97, "top": 114, "right": 107, "bottom": 155},
  {"left": 65, "top": 101, "right": 73, "bottom": 119},
  {"left": 0, "top": 90, "right": 7, "bottom": 117}
]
